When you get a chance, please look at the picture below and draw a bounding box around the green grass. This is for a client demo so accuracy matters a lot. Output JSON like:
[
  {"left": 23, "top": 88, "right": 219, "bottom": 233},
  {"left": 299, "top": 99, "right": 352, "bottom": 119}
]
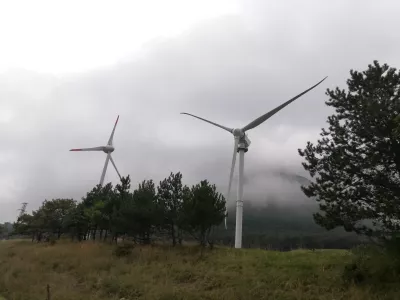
[{"left": 0, "top": 240, "right": 398, "bottom": 299}]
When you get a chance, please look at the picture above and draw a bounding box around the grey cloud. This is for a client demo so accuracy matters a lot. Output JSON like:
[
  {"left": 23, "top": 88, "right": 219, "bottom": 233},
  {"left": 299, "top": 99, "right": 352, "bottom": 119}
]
[{"left": 1, "top": 1, "right": 400, "bottom": 222}]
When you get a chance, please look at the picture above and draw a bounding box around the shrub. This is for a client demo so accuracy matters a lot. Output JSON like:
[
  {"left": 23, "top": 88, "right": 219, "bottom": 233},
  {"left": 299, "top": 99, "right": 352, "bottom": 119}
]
[
  {"left": 113, "top": 243, "right": 134, "bottom": 258},
  {"left": 343, "top": 238, "right": 400, "bottom": 285},
  {"left": 49, "top": 236, "right": 57, "bottom": 246}
]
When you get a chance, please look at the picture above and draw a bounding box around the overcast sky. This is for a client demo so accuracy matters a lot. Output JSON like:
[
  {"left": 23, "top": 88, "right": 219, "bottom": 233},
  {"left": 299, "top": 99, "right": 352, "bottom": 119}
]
[{"left": 1, "top": 0, "right": 399, "bottom": 222}]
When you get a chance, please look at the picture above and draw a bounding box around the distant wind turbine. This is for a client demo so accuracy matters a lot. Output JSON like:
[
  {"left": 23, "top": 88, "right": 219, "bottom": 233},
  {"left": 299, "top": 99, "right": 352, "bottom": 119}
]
[
  {"left": 70, "top": 115, "right": 122, "bottom": 186},
  {"left": 181, "top": 77, "right": 327, "bottom": 249}
]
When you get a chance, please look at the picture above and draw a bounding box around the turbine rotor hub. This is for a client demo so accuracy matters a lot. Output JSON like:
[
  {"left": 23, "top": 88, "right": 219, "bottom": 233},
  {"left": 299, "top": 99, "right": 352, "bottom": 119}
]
[
  {"left": 233, "top": 128, "right": 244, "bottom": 137},
  {"left": 103, "top": 145, "right": 115, "bottom": 153}
]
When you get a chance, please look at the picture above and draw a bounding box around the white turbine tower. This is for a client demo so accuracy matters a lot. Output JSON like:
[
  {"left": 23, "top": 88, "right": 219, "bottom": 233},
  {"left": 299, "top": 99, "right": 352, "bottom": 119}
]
[
  {"left": 70, "top": 115, "right": 122, "bottom": 186},
  {"left": 181, "top": 77, "right": 327, "bottom": 249}
]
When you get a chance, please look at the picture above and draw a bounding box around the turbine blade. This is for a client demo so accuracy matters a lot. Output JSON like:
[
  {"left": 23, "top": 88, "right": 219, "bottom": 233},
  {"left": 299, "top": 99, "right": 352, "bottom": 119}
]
[
  {"left": 99, "top": 154, "right": 110, "bottom": 186},
  {"left": 107, "top": 115, "right": 119, "bottom": 145},
  {"left": 242, "top": 77, "right": 328, "bottom": 132},
  {"left": 109, "top": 155, "right": 122, "bottom": 180},
  {"left": 180, "top": 112, "right": 233, "bottom": 133},
  {"left": 70, "top": 146, "right": 105, "bottom": 151},
  {"left": 225, "top": 136, "right": 239, "bottom": 229}
]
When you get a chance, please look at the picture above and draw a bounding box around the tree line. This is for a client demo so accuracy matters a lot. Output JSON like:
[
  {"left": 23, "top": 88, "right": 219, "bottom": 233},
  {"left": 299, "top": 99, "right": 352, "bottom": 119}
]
[{"left": 13, "top": 172, "right": 226, "bottom": 247}]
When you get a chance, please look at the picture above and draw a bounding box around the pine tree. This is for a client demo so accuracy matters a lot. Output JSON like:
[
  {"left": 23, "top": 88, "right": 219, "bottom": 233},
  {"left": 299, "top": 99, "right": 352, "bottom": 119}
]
[
  {"left": 157, "top": 172, "right": 184, "bottom": 246},
  {"left": 180, "top": 180, "right": 226, "bottom": 247},
  {"left": 299, "top": 61, "right": 400, "bottom": 240}
]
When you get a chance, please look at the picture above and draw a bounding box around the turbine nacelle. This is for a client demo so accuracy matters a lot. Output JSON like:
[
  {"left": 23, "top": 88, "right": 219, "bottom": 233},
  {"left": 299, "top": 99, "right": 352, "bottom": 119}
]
[{"left": 239, "top": 134, "right": 251, "bottom": 149}]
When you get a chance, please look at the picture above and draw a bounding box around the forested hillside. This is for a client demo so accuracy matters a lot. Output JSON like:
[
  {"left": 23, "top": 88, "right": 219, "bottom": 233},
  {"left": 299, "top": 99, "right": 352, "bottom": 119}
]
[{"left": 216, "top": 201, "right": 360, "bottom": 250}]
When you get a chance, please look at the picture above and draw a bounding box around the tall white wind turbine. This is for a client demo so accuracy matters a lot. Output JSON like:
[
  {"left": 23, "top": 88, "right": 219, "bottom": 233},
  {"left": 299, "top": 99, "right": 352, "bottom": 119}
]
[
  {"left": 70, "top": 115, "right": 122, "bottom": 186},
  {"left": 181, "top": 77, "right": 327, "bottom": 249}
]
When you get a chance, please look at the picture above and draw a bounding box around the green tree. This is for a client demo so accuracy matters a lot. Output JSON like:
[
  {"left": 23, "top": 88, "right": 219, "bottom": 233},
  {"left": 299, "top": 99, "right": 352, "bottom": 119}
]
[
  {"left": 394, "top": 114, "right": 400, "bottom": 137},
  {"left": 14, "top": 213, "right": 34, "bottom": 237},
  {"left": 133, "top": 179, "right": 159, "bottom": 244},
  {"left": 14, "top": 199, "right": 76, "bottom": 241},
  {"left": 299, "top": 61, "right": 400, "bottom": 240},
  {"left": 27, "top": 209, "right": 47, "bottom": 242},
  {"left": 157, "top": 172, "right": 184, "bottom": 246},
  {"left": 63, "top": 203, "right": 89, "bottom": 241},
  {"left": 133, "top": 180, "right": 158, "bottom": 243},
  {"left": 110, "top": 179, "right": 159, "bottom": 244},
  {"left": 180, "top": 180, "right": 226, "bottom": 247},
  {"left": 41, "top": 198, "right": 77, "bottom": 239},
  {"left": 108, "top": 176, "right": 132, "bottom": 241},
  {"left": 80, "top": 182, "right": 115, "bottom": 241}
]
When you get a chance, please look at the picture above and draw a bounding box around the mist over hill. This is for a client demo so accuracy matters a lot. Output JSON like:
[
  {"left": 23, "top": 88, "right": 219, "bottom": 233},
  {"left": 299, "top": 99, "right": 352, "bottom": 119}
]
[{"left": 217, "top": 170, "right": 359, "bottom": 250}]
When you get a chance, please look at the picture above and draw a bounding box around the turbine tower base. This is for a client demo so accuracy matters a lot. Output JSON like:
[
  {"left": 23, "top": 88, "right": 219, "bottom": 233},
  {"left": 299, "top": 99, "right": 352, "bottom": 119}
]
[{"left": 235, "top": 148, "right": 245, "bottom": 249}]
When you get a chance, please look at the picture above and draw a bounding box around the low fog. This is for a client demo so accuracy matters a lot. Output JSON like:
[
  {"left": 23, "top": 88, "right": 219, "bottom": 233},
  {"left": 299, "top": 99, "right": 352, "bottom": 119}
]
[{"left": 1, "top": 0, "right": 400, "bottom": 222}]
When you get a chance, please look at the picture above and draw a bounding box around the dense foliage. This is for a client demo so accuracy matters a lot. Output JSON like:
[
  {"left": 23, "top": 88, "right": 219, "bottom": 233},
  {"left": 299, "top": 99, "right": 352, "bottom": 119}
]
[
  {"left": 394, "top": 114, "right": 400, "bottom": 137},
  {"left": 299, "top": 61, "right": 400, "bottom": 240},
  {"left": 12, "top": 172, "right": 226, "bottom": 247},
  {"left": 0, "top": 222, "right": 13, "bottom": 239},
  {"left": 180, "top": 180, "right": 226, "bottom": 247}
]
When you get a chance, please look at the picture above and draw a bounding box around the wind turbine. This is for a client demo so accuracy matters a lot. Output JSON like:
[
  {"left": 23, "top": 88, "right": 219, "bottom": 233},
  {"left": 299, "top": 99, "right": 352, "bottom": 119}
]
[
  {"left": 70, "top": 115, "right": 122, "bottom": 186},
  {"left": 181, "top": 77, "right": 327, "bottom": 249}
]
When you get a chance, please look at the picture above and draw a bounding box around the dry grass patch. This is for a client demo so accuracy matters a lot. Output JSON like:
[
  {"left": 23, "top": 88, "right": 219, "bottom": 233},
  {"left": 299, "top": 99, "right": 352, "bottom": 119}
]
[{"left": 0, "top": 240, "right": 399, "bottom": 299}]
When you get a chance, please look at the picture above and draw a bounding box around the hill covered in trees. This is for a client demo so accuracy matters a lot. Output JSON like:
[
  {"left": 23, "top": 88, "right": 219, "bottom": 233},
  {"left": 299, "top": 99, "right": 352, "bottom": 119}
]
[{"left": 218, "top": 199, "right": 360, "bottom": 250}]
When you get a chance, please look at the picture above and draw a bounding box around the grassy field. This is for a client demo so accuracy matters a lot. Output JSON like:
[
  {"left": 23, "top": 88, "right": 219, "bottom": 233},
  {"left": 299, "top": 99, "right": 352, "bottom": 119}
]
[{"left": 0, "top": 240, "right": 399, "bottom": 300}]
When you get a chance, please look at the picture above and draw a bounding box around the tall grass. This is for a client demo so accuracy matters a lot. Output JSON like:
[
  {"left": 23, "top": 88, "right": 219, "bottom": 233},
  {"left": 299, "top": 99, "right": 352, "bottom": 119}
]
[{"left": 0, "top": 240, "right": 399, "bottom": 299}]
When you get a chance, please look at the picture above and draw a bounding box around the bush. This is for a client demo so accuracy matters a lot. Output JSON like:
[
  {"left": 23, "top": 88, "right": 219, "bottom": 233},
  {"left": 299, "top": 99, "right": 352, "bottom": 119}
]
[
  {"left": 343, "top": 239, "right": 400, "bottom": 285},
  {"left": 342, "top": 245, "right": 371, "bottom": 284},
  {"left": 113, "top": 243, "right": 134, "bottom": 258},
  {"left": 49, "top": 236, "right": 57, "bottom": 246}
]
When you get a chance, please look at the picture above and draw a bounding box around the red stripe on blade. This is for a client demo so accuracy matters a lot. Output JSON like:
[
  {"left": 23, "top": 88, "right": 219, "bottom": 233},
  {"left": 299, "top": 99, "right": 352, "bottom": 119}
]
[{"left": 70, "top": 149, "right": 82, "bottom": 151}]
